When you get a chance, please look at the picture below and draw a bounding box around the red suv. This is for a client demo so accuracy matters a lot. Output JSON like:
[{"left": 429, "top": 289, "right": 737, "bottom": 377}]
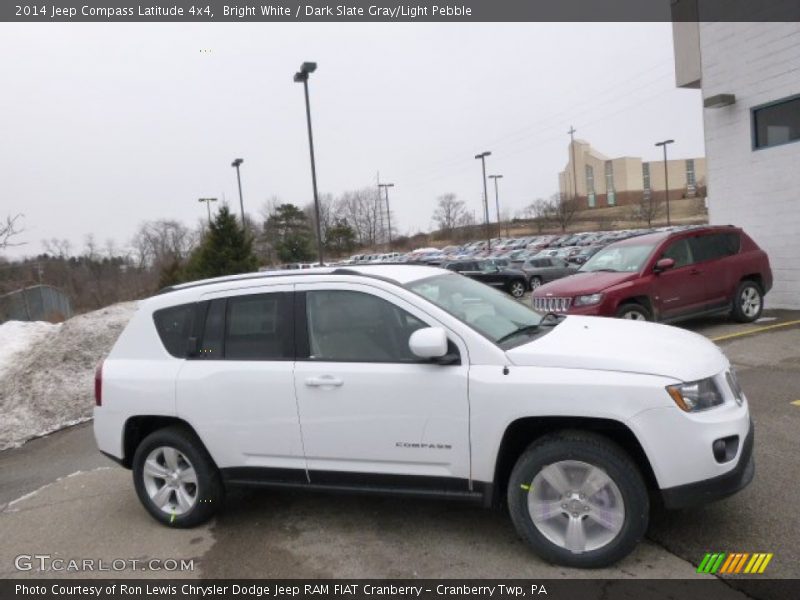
[{"left": 531, "top": 226, "right": 772, "bottom": 323}]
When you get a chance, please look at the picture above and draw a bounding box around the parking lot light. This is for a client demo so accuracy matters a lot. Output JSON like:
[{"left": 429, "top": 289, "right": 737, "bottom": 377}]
[{"left": 475, "top": 151, "right": 492, "bottom": 250}]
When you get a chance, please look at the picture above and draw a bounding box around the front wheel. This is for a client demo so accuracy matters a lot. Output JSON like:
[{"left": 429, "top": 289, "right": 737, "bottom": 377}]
[
  {"left": 615, "top": 303, "right": 651, "bottom": 321},
  {"left": 508, "top": 279, "right": 526, "bottom": 298},
  {"left": 132, "top": 426, "right": 224, "bottom": 527},
  {"left": 732, "top": 280, "right": 763, "bottom": 323},
  {"left": 530, "top": 276, "right": 543, "bottom": 290},
  {"left": 507, "top": 431, "right": 649, "bottom": 568}
]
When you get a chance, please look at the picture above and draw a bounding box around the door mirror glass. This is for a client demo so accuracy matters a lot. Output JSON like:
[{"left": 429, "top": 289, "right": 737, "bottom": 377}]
[
  {"left": 408, "top": 327, "right": 448, "bottom": 359},
  {"left": 655, "top": 257, "right": 676, "bottom": 272}
]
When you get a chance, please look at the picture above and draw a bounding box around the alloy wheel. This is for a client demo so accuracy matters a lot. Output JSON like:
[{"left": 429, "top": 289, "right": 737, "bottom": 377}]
[
  {"left": 511, "top": 282, "right": 525, "bottom": 298},
  {"left": 741, "top": 287, "right": 761, "bottom": 318},
  {"left": 527, "top": 460, "right": 625, "bottom": 554},
  {"left": 141, "top": 446, "right": 198, "bottom": 516},
  {"left": 621, "top": 310, "right": 646, "bottom": 321}
]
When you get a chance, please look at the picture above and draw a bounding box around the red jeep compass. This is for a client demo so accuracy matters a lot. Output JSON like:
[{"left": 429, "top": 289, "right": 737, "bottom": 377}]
[{"left": 531, "top": 226, "right": 772, "bottom": 323}]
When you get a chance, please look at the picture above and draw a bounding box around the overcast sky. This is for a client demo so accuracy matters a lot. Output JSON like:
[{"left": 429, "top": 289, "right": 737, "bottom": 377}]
[{"left": 0, "top": 23, "right": 704, "bottom": 258}]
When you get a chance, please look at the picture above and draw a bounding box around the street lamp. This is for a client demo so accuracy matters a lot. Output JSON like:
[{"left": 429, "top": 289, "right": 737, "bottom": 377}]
[
  {"left": 474, "top": 151, "right": 492, "bottom": 251},
  {"left": 198, "top": 197, "right": 218, "bottom": 224},
  {"left": 488, "top": 174, "right": 504, "bottom": 236},
  {"left": 231, "top": 158, "right": 245, "bottom": 227},
  {"left": 294, "top": 61, "right": 324, "bottom": 266},
  {"left": 378, "top": 183, "right": 395, "bottom": 250},
  {"left": 655, "top": 139, "right": 675, "bottom": 226}
]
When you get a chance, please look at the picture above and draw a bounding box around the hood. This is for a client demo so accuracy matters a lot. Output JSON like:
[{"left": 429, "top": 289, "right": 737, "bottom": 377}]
[
  {"left": 532, "top": 270, "right": 638, "bottom": 297},
  {"left": 506, "top": 316, "right": 728, "bottom": 381}
]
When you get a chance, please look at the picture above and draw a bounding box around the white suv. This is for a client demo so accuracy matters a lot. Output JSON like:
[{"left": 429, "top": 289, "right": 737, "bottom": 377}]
[{"left": 94, "top": 265, "right": 753, "bottom": 568}]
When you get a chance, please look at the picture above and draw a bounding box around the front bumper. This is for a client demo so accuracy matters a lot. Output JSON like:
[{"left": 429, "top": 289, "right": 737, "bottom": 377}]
[{"left": 661, "top": 419, "right": 754, "bottom": 509}]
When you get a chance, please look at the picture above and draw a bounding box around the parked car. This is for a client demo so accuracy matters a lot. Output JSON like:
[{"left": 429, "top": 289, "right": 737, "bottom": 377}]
[
  {"left": 568, "top": 245, "right": 605, "bottom": 265},
  {"left": 532, "top": 226, "right": 772, "bottom": 323},
  {"left": 443, "top": 259, "right": 529, "bottom": 298},
  {"left": 521, "top": 257, "right": 577, "bottom": 289},
  {"left": 95, "top": 264, "right": 754, "bottom": 568}
]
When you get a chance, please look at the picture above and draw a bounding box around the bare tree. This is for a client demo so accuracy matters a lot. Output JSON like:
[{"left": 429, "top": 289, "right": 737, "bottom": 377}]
[
  {"left": 432, "top": 193, "right": 468, "bottom": 236},
  {"left": 43, "top": 238, "right": 72, "bottom": 258},
  {"left": 544, "top": 193, "right": 580, "bottom": 233},
  {"left": 130, "top": 220, "right": 196, "bottom": 269},
  {"left": 336, "top": 187, "right": 383, "bottom": 246},
  {"left": 630, "top": 192, "right": 663, "bottom": 227},
  {"left": 1, "top": 214, "right": 24, "bottom": 249}
]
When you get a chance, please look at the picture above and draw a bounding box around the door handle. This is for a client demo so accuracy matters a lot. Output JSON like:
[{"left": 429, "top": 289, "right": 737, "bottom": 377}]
[
  {"left": 690, "top": 268, "right": 703, "bottom": 275},
  {"left": 305, "top": 375, "right": 343, "bottom": 388}
]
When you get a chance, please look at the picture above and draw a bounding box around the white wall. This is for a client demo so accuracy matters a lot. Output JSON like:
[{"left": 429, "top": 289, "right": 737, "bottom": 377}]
[{"left": 699, "top": 22, "right": 800, "bottom": 309}]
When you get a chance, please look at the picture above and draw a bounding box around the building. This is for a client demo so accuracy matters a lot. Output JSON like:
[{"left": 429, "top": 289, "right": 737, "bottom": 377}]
[
  {"left": 558, "top": 139, "right": 706, "bottom": 210},
  {"left": 673, "top": 20, "right": 800, "bottom": 308}
]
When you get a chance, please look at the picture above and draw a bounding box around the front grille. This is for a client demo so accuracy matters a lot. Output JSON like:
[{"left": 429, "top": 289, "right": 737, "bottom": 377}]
[{"left": 533, "top": 296, "right": 573, "bottom": 313}]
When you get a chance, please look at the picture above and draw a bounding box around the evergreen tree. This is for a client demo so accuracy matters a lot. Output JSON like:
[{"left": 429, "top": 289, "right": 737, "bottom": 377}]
[
  {"left": 325, "top": 219, "right": 357, "bottom": 256},
  {"left": 264, "top": 203, "right": 315, "bottom": 263},
  {"left": 183, "top": 205, "right": 258, "bottom": 281}
]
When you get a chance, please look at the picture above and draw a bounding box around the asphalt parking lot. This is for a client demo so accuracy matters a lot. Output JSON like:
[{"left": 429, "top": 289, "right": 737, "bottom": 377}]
[{"left": 1, "top": 309, "right": 798, "bottom": 597}]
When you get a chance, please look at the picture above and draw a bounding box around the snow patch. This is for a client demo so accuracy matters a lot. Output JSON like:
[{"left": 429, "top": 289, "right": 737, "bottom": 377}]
[{"left": 0, "top": 302, "right": 137, "bottom": 451}]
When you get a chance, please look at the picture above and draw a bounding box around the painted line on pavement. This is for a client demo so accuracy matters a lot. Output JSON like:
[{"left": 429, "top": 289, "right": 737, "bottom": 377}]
[{"left": 710, "top": 319, "right": 800, "bottom": 343}]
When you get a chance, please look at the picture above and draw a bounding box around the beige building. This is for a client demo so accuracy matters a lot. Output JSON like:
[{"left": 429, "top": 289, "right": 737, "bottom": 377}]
[{"left": 558, "top": 139, "right": 706, "bottom": 209}]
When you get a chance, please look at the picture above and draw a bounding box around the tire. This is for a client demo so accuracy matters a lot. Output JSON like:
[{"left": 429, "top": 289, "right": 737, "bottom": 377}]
[
  {"left": 731, "top": 280, "right": 763, "bottom": 323},
  {"left": 615, "top": 303, "right": 651, "bottom": 322},
  {"left": 530, "top": 276, "right": 543, "bottom": 290},
  {"left": 508, "top": 279, "right": 527, "bottom": 298},
  {"left": 507, "top": 431, "right": 649, "bottom": 568},
  {"left": 132, "top": 426, "right": 224, "bottom": 527}
]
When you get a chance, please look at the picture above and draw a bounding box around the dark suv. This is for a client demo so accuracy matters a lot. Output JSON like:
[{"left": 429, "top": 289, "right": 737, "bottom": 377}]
[{"left": 531, "top": 226, "right": 772, "bottom": 323}]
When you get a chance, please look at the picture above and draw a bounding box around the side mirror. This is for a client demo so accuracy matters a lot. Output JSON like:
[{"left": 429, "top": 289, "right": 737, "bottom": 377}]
[
  {"left": 655, "top": 257, "right": 676, "bottom": 272},
  {"left": 409, "top": 327, "right": 448, "bottom": 359}
]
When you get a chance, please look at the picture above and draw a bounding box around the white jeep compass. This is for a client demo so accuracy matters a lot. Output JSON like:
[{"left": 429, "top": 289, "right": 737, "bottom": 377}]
[{"left": 93, "top": 265, "right": 753, "bottom": 568}]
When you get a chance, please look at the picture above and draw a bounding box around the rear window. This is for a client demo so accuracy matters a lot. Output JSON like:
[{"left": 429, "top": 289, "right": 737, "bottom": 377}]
[
  {"left": 224, "top": 293, "right": 294, "bottom": 360},
  {"left": 153, "top": 303, "right": 195, "bottom": 358}
]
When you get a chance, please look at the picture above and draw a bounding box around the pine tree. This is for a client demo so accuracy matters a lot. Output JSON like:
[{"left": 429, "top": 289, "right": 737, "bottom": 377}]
[{"left": 183, "top": 205, "right": 258, "bottom": 281}]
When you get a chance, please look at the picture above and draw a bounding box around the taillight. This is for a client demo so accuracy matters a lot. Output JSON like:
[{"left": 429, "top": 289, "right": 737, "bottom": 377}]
[{"left": 94, "top": 361, "right": 103, "bottom": 406}]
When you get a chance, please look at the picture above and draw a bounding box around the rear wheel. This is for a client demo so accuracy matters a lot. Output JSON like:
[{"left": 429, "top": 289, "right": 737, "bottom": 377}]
[
  {"left": 508, "top": 279, "right": 526, "bottom": 298},
  {"left": 530, "top": 276, "right": 543, "bottom": 290},
  {"left": 732, "top": 280, "right": 763, "bottom": 323},
  {"left": 132, "top": 426, "right": 223, "bottom": 527},
  {"left": 615, "top": 303, "right": 651, "bottom": 321},
  {"left": 507, "top": 431, "right": 649, "bottom": 568}
]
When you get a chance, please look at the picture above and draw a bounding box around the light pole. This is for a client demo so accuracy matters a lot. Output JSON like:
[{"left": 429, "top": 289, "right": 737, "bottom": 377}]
[
  {"left": 488, "top": 174, "right": 504, "bottom": 236},
  {"left": 378, "top": 183, "right": 395, "bottom": 250},
  {"left": 474, "top": 151, "right": 492, "bottom": 251},
  {"left": 198, "top": 197, "right": 217, "bottom": 224},
  {"left": 231, "top": 158, "right": 245, "bottom": 227},
  {"left": 294, "top": 61, "right": 324, "bottom": 266},
  {"left": 655, "top": 139, "right": 675, "bottom": 226}
]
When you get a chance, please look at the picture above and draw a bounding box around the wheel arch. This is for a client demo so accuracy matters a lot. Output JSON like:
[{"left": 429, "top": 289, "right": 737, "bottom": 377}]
[
  {"left": 121, "top": 415, "right": 203, "bottom": 469},
  {"left": 490, "top": 416, "right": 658, "bottom": 507}
]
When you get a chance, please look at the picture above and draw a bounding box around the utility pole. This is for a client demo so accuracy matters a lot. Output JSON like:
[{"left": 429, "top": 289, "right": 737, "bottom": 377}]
[
  {"left": 231, "top": 158, "right": 245, "bottom": 227},
  {"left": 489, "top": 174, "right": 504, "bottom": 237},
  {"left": 294, "top": 61, "right": 325, "bottom": 266},
  {"left": 568, "top": 126, "right": 579, "bottom": 206},
  {"left": 198, "top": 197, "right": 218, "bottom": 224},
  {"left": 655, "top": 139, "right": 675, "bottom": 226},
  {"left": 474, "top": 151, "right": 492, "bottom": 251},
  {"left": 379, "top": 183, "right": 395, "bottom": 250}
]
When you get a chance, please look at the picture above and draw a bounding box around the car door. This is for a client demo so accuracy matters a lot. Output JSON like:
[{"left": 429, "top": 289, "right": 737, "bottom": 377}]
[
  {"left": 293, "top": 282, "right": 471, "bottom": 488},
  {"left": 651, "top": 237, "right": 706, "bottom": 319},
  {"left": 175, "top": 286, "right": 306, "bottom": 476},
  {"left": 688, "top": 232, "right": 741, "bottom": 308}
]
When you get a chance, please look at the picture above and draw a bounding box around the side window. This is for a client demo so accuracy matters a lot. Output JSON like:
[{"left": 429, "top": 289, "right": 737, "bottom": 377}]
[
  {"left": 224, "top": 293, "right": 293, "bottom": 360},
  {"left": 305, "top": 290, "right": 428, "bottom": 362},
  {"left": 153, "top": 303, "right": 195, "bottom": 358},
  {"left": 689, "top": 233, "right": 741, "bottom": 262},
  {"left": 662, "top": 239, "right": 693, "bottom": 269},
  {"left": 199, "top": 299, "right": 225, "bottom": 358}
]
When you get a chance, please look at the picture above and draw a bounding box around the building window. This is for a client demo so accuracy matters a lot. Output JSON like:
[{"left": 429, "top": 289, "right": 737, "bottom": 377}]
[
  {"left": 642, "top": 163, "right": 651, "bottom": 200},
  {"left": 585, "top": 165, "right": 595, "bottom": 208},
  {"left": 686, "top": 159, "right": 696, "bottom": 197},
  {"left": 752, "top": 95, "right": 800, "bottom": 150},
  {"left": 605, "top": 161, "right": 615, "bottom": 206}
]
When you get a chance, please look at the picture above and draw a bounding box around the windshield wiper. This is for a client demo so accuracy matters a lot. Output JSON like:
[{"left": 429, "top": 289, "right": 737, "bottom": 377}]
[
  {"left": 496, "top": 324, "right": 540, "bottom": 344},
  {"left": 587, "top": 268, "right": 619, "bottom": 272}
]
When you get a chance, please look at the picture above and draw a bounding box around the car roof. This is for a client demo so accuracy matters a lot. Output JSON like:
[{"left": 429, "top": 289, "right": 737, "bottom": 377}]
[{"left": 610, "top": 225, "right": 738, "bottom": 247}]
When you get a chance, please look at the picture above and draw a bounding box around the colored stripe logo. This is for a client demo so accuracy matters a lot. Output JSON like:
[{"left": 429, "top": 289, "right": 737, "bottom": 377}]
[{"left": 698, "top": 552, "right": 773, "bottom": 574}]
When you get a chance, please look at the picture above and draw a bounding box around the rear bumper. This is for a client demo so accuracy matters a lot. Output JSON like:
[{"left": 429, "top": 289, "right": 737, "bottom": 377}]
[{"left": 661, "top": 419, "right": 754, "bottom": 509}]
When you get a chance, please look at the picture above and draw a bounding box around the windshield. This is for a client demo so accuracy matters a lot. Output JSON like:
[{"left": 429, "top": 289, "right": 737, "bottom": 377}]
[
  {"left": 579, "top": 242, "right": 656, "bottom": 273},
  {"left": 405, "top": 273, "right": 543, "bottom": 347}
]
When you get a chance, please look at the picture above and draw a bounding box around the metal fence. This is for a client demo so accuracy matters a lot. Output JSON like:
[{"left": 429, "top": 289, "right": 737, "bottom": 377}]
[{"left": 0, "top": 285, "right": 73, "bottom": 323}]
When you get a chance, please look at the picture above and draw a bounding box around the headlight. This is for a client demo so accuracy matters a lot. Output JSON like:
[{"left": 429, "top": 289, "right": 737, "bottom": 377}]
[
  {"left": 666, "top": 377, "right": 725, "bottom": 412},
  {"left": 574, "top": 293, "right": 604, "bottom": 306}
]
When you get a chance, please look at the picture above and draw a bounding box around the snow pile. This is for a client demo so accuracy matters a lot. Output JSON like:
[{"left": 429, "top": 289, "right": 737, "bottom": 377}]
[
  {"left": 0, "top": 320, "right": 61, "bottom": 378},
  {"left": 0, "top": 302, "right": 137, "bottom": 451}
]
